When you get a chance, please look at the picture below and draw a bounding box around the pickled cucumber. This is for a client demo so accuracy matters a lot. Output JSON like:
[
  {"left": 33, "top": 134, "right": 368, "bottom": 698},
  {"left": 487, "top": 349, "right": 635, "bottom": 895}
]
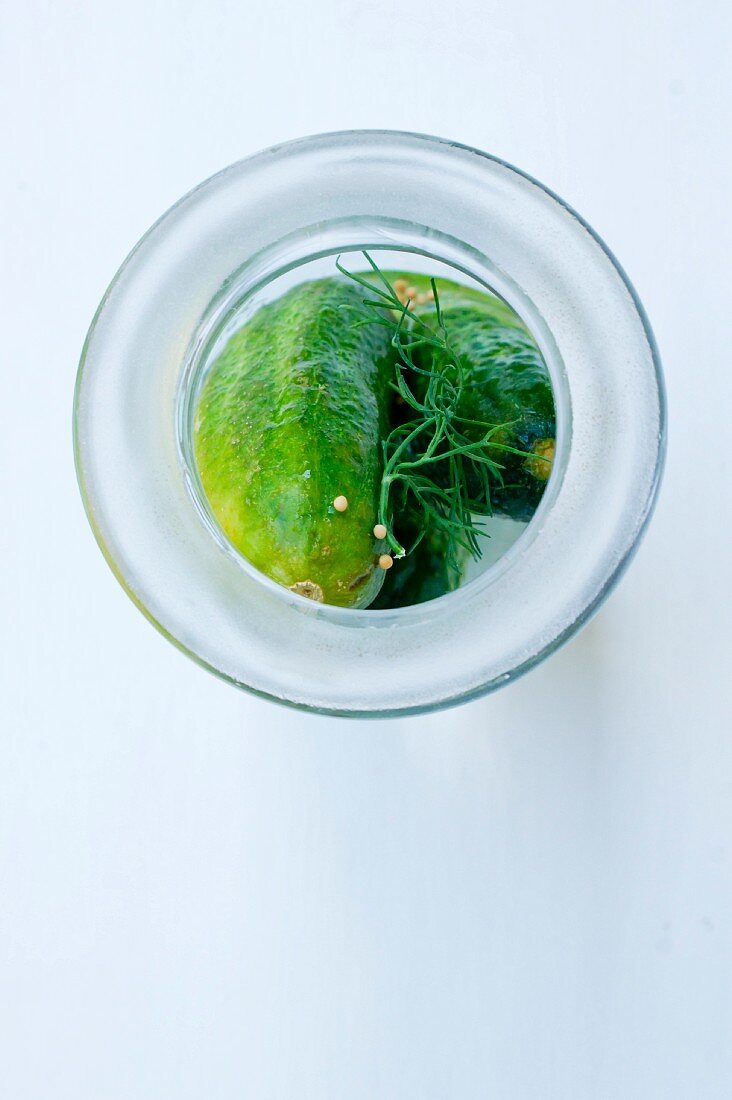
[
  {"left": 388, "top": 274, "right": 556, "bottom": 522},
  {"left": 194, "top": 278, "right": 392, "bottom": 608},
  {"left": 368, "top": 272, "right": 555, "bottom": 608}
]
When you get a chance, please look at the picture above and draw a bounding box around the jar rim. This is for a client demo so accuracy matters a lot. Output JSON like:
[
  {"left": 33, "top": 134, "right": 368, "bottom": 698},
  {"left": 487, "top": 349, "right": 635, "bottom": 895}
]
[{"left": 74, "top": 130, "right": 666, "bottom": 715}]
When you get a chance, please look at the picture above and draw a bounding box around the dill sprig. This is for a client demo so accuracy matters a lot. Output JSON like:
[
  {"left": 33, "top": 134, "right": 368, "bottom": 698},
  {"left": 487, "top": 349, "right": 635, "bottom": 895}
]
[{"left": 336, "top": 252, "right": 534, "bottom": 579}]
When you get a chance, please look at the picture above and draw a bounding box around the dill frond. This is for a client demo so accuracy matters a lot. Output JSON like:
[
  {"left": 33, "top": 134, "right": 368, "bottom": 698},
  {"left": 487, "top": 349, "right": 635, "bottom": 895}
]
[{"left": 336, "top": 252, "right": 531, "bottom": 580}]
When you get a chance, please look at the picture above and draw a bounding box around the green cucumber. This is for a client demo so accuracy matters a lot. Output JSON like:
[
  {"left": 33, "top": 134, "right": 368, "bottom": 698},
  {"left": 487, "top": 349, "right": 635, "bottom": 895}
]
[
  {"left": 383, "top": 273, "right": 556, "bottom": 522},
  {"left": 193, "top": 278, "right": 392, "bottom": 608},
  {"left": 373, "top": 273, "right": 555, "bottom": 608},
  {"left": 424, "top": 293, "right": 554, "bottom": 522}
]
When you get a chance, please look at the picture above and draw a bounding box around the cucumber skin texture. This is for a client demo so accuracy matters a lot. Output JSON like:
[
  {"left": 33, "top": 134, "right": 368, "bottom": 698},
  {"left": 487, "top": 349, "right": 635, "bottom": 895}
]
[
  {"left": 374, "top": 274, "right": 555, "bottom": 608},
  {"left": 193, "top": 279, "right": 393, "bottom": 608},
  {"left": 430, "top": 306, "right": 554, "bottom": 522},
  {"left": 384, "top": 273, "right": 556, "bottom": 522}
]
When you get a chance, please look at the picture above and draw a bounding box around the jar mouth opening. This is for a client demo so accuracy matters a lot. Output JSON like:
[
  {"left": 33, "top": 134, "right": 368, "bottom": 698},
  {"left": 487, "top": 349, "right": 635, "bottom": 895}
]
[{"left": 176, "top": 217, "right": 571, "bottom": 627}]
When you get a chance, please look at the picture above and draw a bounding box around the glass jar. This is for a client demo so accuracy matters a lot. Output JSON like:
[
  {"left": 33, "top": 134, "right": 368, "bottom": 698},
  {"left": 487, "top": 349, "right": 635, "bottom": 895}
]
[{"left": 73, "top": 130, "right": 666, "bottom": 716}]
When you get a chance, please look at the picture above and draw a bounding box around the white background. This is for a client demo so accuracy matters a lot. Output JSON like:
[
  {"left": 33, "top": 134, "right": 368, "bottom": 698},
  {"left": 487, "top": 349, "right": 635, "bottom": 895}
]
[{"left": 2, "top": 2, "right": 731, "bottom": 1097}]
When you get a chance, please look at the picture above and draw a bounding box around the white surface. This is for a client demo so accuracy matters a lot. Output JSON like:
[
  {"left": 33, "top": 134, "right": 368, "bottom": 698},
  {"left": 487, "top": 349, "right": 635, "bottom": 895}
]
[{"left": 1, "top": 2, "right": 730, "bottom": 1097}]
